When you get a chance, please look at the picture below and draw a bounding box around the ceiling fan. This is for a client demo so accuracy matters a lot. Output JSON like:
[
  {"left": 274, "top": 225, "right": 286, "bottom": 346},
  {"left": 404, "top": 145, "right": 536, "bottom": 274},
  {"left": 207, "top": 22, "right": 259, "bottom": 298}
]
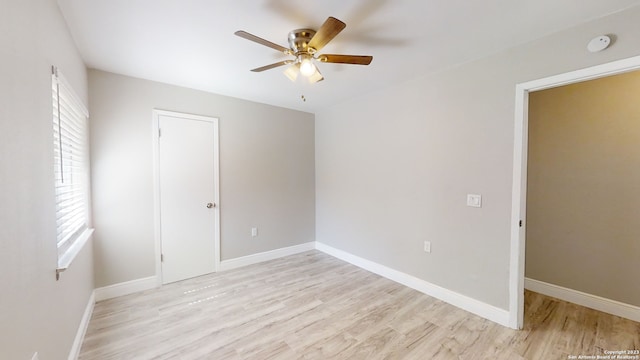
[{"left": 235, "top": 17, "right": 373, "bottom": 84}]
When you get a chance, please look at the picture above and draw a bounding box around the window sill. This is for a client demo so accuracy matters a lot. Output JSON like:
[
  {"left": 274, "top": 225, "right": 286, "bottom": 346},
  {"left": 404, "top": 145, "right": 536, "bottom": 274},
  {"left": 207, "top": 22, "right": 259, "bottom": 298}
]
[{"left": 56, "top": 228, "right": 94, "bottom": 280}]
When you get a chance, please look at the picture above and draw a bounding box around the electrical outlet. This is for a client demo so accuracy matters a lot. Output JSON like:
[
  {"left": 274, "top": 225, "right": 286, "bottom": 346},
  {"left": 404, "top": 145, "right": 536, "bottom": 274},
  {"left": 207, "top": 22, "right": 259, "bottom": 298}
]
[
  {"left": 423, "top": 241, "right": 431, "bottom": 253},
  {"left": 32, "top": 352, "right": 39, "bottom": 360},
  {"left": 251, "top": 227, "right": 258, "bottom": 237}
]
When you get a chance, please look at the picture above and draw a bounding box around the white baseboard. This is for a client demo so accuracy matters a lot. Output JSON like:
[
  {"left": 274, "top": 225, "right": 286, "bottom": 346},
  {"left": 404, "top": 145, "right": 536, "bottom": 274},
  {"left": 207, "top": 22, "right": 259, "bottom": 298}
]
[
  {"left": 68, "top": 290, "right": 95, "bottom": 360},
  {"left": 220, "top": 242, "right": 316, "bottom": 271},
  {"left": 94, "top": 276, "right": 158, "bottom": 302},
  {"left": 94, "top": 243, "right": 316, "bottom": 301},
  {"left": 315, "top": 242, "right": 510, "bottom": 327},
  {"left": 525, "top": 278, "right": 640, "bottom": 322}
]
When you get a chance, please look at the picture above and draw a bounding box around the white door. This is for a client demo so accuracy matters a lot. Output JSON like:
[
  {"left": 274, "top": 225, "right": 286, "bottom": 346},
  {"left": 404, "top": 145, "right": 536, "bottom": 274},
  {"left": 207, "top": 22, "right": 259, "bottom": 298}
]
[{"left": 155, "top": 111, "right": 219, "bottom": 284}]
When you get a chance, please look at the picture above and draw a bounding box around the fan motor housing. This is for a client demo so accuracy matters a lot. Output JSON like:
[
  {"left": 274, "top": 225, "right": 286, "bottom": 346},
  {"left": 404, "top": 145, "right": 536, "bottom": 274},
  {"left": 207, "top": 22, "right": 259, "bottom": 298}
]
[{"left": 288, "top": 29, "right": 316, "bottom": 54}]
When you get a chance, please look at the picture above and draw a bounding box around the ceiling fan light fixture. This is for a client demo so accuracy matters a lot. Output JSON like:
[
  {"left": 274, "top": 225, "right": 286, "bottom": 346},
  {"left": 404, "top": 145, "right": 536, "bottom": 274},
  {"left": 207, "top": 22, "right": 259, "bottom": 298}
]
[
  {"left": 307, "top": 67, "right": 324, "bottom": 84},
  {"left": 283, "top": 64, "right": 300, "bottom": 82},
  {"left": 235, "top": 16, "right": 372, "bottom": 83},
  {"left": 299, "top": 56, "right": 316, "bottom": 77}
]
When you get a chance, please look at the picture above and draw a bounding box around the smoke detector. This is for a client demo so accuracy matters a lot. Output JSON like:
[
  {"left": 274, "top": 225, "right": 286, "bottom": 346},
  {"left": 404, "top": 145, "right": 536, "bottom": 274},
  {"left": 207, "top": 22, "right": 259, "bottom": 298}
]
[{"left": 587, "top": 35, "right": 611, "bottom": 53}]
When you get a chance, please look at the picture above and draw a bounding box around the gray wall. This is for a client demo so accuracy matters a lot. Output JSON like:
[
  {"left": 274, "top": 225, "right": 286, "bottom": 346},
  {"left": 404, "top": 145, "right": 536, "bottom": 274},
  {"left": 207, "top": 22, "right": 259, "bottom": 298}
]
[
  {"left": 315, "top": 7, "right": 640, "bottom": 310},
  {"left": 0, "top": 0, "right": 94, "bottom": 359},
  {"left": 526, "top": 70, "right": 640, "bottom": 307},
  {"left": 89, "top": 70, "right": 315, "bottom": 287}
]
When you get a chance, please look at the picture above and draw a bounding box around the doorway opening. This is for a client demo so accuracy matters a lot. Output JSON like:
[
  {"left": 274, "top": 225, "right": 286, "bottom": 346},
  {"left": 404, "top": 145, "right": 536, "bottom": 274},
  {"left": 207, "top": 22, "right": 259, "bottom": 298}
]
[{"left": 509, "top": 55, "right": 640, "bottom": 329}]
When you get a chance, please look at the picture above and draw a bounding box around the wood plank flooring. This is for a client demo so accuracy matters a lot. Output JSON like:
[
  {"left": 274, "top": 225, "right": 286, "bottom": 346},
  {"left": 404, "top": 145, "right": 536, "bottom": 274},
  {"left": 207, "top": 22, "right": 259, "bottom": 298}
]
[{"left": 79, "top": 251, "right": 640, "bottom": 359}]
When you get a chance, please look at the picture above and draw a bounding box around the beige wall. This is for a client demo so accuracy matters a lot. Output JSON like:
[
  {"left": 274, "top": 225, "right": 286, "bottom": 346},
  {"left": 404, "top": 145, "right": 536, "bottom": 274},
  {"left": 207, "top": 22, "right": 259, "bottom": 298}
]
[
  {"left": 315, "top": 7, "right": 640, "bottom": 309},
  {"left": 89, "top": 70, "right": 315, "bottom": 287},
  {"left": 0, "top": 0, "right": 94, "bottom": 359},
  {"left": 526, "top": 71, "right": 640, "bottom": 306}
]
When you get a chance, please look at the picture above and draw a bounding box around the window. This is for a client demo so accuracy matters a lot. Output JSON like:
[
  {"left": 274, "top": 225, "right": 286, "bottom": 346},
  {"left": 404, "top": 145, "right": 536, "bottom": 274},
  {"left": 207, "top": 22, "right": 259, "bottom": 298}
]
[{"left": 52, "top": 66, "right": 92, "bottom": 277}]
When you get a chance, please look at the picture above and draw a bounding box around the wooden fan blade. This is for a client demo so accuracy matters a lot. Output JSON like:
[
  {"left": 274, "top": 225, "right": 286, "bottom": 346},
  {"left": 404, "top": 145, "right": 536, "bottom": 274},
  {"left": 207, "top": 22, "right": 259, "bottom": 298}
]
[
  {"left": 308, "top": 17, "right": 346, "bottom": 52},
  {"left": 235, "top": 30, "right": 289, "bottom": 53},
  {"left": 251, "top": 60, "right": 292, "bottom": 72},
  {"left": 318, "top": 54, "right": 373, "bottom": 65}
]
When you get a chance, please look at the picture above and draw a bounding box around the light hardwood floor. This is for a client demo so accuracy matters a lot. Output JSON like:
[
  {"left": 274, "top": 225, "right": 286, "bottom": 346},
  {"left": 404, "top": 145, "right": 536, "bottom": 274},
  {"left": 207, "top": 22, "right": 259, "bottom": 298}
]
[{"left": 80, "top": 251, "right": 640, "bottom": 359}]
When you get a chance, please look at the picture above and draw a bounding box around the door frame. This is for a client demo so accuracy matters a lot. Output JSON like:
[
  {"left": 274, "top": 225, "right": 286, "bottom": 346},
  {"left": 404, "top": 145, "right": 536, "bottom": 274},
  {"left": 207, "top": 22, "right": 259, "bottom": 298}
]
[
  {"left": 152, "top": 109, "right": 221, "bottom": 286},
  {"left": 509, "top": 55, "right": 640, "bottom": 329}
]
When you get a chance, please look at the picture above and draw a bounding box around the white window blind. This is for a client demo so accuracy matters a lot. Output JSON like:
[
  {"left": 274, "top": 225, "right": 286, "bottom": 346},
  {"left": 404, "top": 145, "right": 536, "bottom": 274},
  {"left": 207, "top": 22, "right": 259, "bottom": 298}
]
[{"left": 52, "top": 67, "right": 91, "bottom": 270}]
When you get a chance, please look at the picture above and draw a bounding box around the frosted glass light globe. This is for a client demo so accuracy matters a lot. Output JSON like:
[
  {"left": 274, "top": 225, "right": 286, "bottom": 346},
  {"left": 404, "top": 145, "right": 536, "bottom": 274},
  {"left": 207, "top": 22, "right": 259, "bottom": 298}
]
[{"left": 300, "top": 59, "right": 316, "bottom": 76}]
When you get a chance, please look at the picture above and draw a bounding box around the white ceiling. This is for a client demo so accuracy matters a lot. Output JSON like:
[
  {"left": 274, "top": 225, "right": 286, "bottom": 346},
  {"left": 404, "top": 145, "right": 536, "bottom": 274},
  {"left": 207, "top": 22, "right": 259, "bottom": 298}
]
[{"left": 57, "top": 0, "right": 640, "bottom": 113}]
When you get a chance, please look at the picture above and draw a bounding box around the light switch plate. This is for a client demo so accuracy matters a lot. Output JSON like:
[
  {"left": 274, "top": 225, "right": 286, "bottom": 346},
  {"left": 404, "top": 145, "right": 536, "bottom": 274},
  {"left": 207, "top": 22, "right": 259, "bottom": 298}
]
[{"left": 467, "top": 194, "right": 482, "bottom": 208}]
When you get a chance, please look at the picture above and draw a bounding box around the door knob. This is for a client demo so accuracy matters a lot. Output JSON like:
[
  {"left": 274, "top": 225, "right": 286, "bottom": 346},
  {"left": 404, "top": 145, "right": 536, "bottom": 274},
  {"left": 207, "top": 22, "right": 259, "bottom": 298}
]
[{"left": 206, "top": 202, "right": 215, "bottom": 208}]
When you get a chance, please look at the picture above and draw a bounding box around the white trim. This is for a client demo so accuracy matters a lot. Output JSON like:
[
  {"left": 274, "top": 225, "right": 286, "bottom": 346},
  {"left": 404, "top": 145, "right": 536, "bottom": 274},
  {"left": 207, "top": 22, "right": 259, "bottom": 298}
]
[
  {"left": 152, "top": 109, "right": 221, "bottom": 286},
  {"left": 509, "top": 86, "right": 529, "bottom": 330},
  {"left": 220, "top": 242, "right": 316, "bottom": 271},
  {"left": 94, "top": 276, "right": 158, "bottom": 302},
  {"left": 152, "top": 112, "right": 162, "bottom": 286},
  {"left": 56, "top": 228, "right": 94, "bottom": 278},
  {"left": 67, "top": 290, "right": 95, "bottom": 360},
  {"left": 510, "top": 55, "right": 640, "bottom": 329},
  {"left": 212, "top": 115, "right": 221, "bottom": 274},
  {"left": 316, "top": 242, "right": 510, "bottom": 327},
  {"left": 95, "top": 242, "right": 314, "bottom": 300},
  {"left": 525, "top": 278, "right": 640, "bottom": 323}
]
